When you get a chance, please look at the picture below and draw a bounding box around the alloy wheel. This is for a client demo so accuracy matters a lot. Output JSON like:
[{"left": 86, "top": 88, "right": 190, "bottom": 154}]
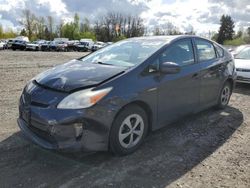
[
  {"left": 221, "top": 86, "right": 231, "bottom": 105},
  {"left": 118, "top": 114, "right": 144, "bottom": 149}
]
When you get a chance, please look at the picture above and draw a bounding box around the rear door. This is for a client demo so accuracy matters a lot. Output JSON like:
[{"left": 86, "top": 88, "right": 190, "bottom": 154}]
[
  {"left": 194, "top": 38, "right": 224, "bottom": 108},
  {"left": 157, "top": 38, "right": 201, "bottom": 128}
]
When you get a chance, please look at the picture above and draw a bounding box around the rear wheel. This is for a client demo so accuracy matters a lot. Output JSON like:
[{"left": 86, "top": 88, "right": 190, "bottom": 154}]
[
  {"left": 216, "top": 82, "right": 232, "bottom": 109},
  {"left": 109, "top": 105, "right": 148, "bottom": 156}
]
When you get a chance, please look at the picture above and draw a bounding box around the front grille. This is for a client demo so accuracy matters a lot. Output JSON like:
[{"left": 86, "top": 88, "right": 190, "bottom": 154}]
[
  {"left": 31, "top": 101, "right": 49, "bottom": 108},
  {"left": 236, "top": 68, "right": 250, "bottom": 72}
]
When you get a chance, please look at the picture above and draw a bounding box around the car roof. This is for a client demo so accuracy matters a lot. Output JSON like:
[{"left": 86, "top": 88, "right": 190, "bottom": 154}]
[{"left": 125, "top": 35, "right": 204, "bottom": 45}]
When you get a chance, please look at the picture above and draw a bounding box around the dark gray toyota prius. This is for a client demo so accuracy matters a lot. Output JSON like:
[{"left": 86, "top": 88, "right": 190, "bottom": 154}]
[{"left": 18, "top": 36, "right": 236, "bottom": 155}]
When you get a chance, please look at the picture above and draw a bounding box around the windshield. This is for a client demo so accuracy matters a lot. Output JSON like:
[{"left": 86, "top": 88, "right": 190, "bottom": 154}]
[
  {"left": 80, "top": 42, "right": 88, "bottom": 45},
  {"left": 80, "top": 38, "right": 166, "bottom": 67},
  {"left": 235, "top": 47, "right": 250, "bottom": 60}
]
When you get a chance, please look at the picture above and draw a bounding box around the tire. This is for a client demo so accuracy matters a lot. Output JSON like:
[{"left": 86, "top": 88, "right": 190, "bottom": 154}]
[
  {"left": 109, "top": 105, "right": 148, "bottom": 156},
  {"left": 216, "top": 81, "right": 232, "bottom": 109}
]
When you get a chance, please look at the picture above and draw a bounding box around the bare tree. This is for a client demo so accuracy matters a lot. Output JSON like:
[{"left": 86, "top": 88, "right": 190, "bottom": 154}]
[
  {"left": 20, "top": 9, "right": 37, "bottom": 39},
  {"left": 35, "top": 16, "right": 45, "bottom": 39},
  {"left": 94, "top": 12, "right": 145, "bottom": 42},
  {"left": 47, "top": 16, "right": 54, "bottom": 40}
]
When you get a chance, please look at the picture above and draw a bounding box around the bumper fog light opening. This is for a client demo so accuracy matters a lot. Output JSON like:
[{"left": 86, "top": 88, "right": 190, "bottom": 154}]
[{"left": 74, "top": 123, "right": 83, "bottom": 139}]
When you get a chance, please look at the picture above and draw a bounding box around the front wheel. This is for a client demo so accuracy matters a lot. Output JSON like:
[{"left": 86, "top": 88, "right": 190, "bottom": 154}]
[
  {"left": 216, "top": 82, "right": 232, "bottom": 109},
  {"left": 109, "top": 105, "right": 148, "bottom": 156}
]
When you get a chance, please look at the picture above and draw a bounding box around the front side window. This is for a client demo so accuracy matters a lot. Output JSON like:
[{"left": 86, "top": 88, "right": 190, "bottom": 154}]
[
  {"left": 235, "top": 47, "right": 250, "bottom": 60},
  {"left": 195, "top": 39, "right": 216, "bottom": 61},
  {"left": 159, "top": 39, "right": 195, "bottom": 66}
]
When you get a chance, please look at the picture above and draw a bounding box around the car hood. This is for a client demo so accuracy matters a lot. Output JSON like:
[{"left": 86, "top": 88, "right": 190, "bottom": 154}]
[
  {"left": 235, "top": 59, "right": 250, "bottom": 69},
  {"left": 35, "top": 59, "right": 126, "bottom": 92}
]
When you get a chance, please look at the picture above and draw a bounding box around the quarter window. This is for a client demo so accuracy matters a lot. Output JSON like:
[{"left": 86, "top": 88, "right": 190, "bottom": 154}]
[
  {"left": 159, "top": 39, "right": 195, "bottom": 66},
  {"left": 214, "top": 44, "right": 224, "bottom": 58},
  {"left": 195, "top": 39, "right": 216, "bottom": 61}
]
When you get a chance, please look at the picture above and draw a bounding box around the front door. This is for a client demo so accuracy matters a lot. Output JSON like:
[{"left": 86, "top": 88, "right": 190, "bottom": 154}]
[{"left": 157, "top": 38, "right": 201, "bottom": 128}]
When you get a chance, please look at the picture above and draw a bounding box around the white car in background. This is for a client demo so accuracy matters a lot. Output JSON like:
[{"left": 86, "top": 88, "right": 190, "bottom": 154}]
[
  {"left": 0, "top": 40, "right": 7, "bottom": 50},
  {"left": 26, "top": 41, "right": 40, "bottom": 51},
  {"left": 91, "top": 41, "right": 105, "bottom": 52},
  {"left": 76, "top": 39, "right": 94, "bottom": 52},
  {"left": 234, "top": 46, "right": 250, "bottom": 83},
  {"left": 26, "top": 40, "right": 46, "bottom": 51}
]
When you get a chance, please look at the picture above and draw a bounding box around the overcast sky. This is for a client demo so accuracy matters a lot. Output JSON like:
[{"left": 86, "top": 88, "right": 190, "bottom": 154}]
[{"left": 0, "top": 0, "right": 250, "bottom": 35}]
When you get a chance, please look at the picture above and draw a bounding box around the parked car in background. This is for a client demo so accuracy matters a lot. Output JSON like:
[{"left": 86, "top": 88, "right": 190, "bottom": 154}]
[
  {"left": 0, "top": 40, "right": 7, "bottom": 50},
  {"left": 7, "top": 39, "right": 14, "bottom": 49},
  {"left": 67, "top": 40, "right": 79, "bottom": 51},
  {"left": 106, "top": 42, "right": 113, "bottom": 46},
  {"left": 91, "top": 41, "right": 105, "bottom": 52},
  {"left": 26, "top": 41, "right": 44, "bottom": 51},
  {"left": 231, "top": 45, "right": 250, "bottom": 56},
  {"left": 12, "top": 40, "right": 27, "bottom": 51},
  {"left": 234, "top": 46, "right": 250, "bottom": 83},
  {"left": 18, "top": 36, "right": 236, "bottom": 155},
  {"left": 76, "top": 39, "right": 94, "bottom": 52},
  {"left": 49, "top": 41, "right": 58, "bottom": 51},
  {"left": 56, "top": 41, "right": 68, "bottom": 52},
  {"left": 41, "top": 41, "right": 51, "bottom": 51}
]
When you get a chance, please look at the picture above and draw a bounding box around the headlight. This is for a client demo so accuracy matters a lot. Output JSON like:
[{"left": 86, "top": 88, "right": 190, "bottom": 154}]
[{"left": 57, "top": 87, "right": 112, "bottom": 109}]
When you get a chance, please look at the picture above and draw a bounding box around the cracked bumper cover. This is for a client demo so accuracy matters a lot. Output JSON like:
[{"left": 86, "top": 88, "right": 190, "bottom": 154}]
[{"left": 18, "top": 102, "right": 117, "bottom": 152}]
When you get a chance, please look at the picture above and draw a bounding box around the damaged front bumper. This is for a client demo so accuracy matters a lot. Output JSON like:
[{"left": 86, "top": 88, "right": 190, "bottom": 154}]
[{"left": 17, "top": 84, "right": 117, "bottom": 152}]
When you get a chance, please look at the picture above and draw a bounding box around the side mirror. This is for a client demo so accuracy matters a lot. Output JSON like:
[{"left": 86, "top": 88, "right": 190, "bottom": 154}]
[{"left": 159, "top": 62, "right": 181, "bottom": 74}]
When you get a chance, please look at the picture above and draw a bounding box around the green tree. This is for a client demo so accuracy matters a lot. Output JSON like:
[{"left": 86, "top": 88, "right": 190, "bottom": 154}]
[
  {"left": 36, "top": 16, "right": 45, "bottom": 39},
  {"left": 0, "top": 25, "right": 3, "bottom": 38},
  {"left": 73, "top": 13, "right": 80, "bottom": 39},
  {"left": 61, "top": 13, "right": 82, "bottom": 39},
  {"left": 217, "top": 15, "right": 235, "bottom": 44},
  {"left": 211, "top": 32, "right": 218, "bottom": 41},
  {"left": 79, "top": 31, "right": 96, "bottom": 41},
  {"left": 20, "top": 28, "right": 27, "bottom": 36},
  {"left": 235, "top": 30, "right": 243, "bottom": 38},
  {"left": 247, "top": 27, "right": 250, "bottom": 37},
  {"left": 44, "top": 26, "right": 50, "bottom": 40},
  {"left": 61, "top": 23, "right": 75, "bottom": 39}
]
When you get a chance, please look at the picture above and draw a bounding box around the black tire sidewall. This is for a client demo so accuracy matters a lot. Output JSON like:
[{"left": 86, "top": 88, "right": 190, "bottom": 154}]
[{"left": 109, "top": 105, "right": 148, "bottom": 156}]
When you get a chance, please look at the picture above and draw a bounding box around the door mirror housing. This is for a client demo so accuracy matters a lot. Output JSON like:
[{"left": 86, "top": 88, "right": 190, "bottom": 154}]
[{"left": 160, "top": 62, "right": 181, "bottom": 74}]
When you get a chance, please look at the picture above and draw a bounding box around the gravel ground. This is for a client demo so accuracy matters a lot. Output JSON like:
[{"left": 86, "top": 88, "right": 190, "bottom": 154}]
[{"left": 0, "top": 51, "right": 249, "bottom": 188}]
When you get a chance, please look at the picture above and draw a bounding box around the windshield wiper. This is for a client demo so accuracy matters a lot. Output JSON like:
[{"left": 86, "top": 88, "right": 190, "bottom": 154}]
[{"left": 95, "top": 61, "right": 114, "bottom": 66}]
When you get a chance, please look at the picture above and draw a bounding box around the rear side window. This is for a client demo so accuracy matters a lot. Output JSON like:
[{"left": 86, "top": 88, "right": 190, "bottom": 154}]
[
  {"left": 195, "top": 39, "right": 216, "bottom": 61},
  {"left": 214, "top": 44, "right": 224, "bottom": 58},
  {"left": 159, "top": 39, "right": 195, "bottom": 66}
]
